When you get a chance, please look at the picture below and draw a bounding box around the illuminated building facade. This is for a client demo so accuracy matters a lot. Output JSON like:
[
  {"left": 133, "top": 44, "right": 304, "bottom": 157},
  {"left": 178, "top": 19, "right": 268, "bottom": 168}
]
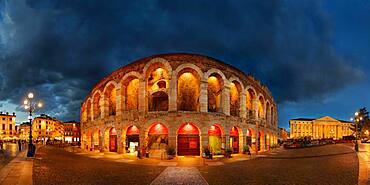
[
  {"left": 80, "top": 53, "right": 279, "bottom": 157},
  {"left": 32, "top": 114, "right": 64, "bottom": 142},
  {"left": 0, "top": 112, "right": 16, "bottom": 140},
  {"left": 63, "top": 121, "right": 81, "bottom": 144},
  {"left": 289, "top": 116, "right": 352, "bottom": 139},
  {"left": 19, "top": 122, "right": 31, "bottom": 141}
]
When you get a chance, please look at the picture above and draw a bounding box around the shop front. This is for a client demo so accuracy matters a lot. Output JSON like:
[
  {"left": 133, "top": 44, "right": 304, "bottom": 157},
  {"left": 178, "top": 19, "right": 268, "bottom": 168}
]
[
  {"left": 177, "top": 122, "right": 200, "bottom": 156},
  {"left": 109, "top": 128, "right": 117, "bottom": 152},
  {"left": 126, "top": 125, "right": 139, "bottom": 154},
  {"left": 229, "top": 126, "right": 239, "bottom": 153},
  {"left": 208, "top": 124, "right": 223, "bottom": 155}
]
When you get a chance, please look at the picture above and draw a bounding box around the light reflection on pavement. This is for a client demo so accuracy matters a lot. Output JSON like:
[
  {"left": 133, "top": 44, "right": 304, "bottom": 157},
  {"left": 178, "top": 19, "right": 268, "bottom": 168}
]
[{"left": 2, "top": 143, "right": 20, "bottom": 158}]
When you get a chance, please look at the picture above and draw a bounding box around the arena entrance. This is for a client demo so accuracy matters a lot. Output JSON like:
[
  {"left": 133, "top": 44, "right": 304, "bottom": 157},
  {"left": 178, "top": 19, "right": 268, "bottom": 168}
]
[
  {"left": 177, "top": 123, "right": 200, "bottom": 156},
  {"left": 229, "top": 126, "right": 239, "bottom": 153},
  {"left": 147, "top": 123, "right": 168, "bottom": 157},
  {"left": 126, "top": 125, "right": 139, "bottom": 154},
  {"left": 208, "top": 124, "right": 223, "bottom": 155},
  {"left": 109, "top": 128, "right": 117, "bottom": 152}
]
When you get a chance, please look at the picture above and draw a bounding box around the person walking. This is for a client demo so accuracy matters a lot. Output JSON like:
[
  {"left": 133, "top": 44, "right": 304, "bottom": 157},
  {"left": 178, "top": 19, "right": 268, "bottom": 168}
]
[{"left": 18, "top": 140, "right": 22, "bottom": 151}]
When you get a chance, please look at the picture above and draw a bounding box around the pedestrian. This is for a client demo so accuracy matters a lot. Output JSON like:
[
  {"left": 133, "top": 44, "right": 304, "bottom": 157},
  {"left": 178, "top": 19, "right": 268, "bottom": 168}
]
[
  {"left": 0, "top": 140, "right": 3, "bottom": 150},
  {"left": 18, "top": 140, "right": 22, "bottom": 151}
]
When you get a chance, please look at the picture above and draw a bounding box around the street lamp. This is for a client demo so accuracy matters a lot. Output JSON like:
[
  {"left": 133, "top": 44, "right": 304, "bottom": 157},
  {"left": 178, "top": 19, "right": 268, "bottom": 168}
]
[
  {"left": 23, "top": 92, "right": 43, "bottom": 157},
  {"left": 351, "top": 111, "right": 363, "bottom": 152}
]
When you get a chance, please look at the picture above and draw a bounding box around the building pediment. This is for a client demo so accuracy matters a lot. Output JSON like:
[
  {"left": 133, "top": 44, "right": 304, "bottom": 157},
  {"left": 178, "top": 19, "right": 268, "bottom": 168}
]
[{"left": 315, "top": 116, "right": 339, "bottom": 122}]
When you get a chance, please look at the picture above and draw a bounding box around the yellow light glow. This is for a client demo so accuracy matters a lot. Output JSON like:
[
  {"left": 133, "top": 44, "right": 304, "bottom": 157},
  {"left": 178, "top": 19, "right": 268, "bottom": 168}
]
[
  {"left": 38, "top": 102, "right": 43, "bottom": 108},
  {"left": 28, "top": 92, "right": 34, "bottom": 99},
  {"left": 23, "top": 100, "right": 28, "bottom": 105}
]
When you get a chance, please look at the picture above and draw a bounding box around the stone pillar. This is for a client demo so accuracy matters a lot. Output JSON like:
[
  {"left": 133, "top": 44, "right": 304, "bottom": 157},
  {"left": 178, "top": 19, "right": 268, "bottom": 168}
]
[
  {"left": 168, "top": 76, "right": 177, "bottom": 111},
  {"left": 241, "top": 128, "right": 247, "bottom": 153},
  {"left": 252, "top": 99, "right": 259, "bottom": 118},
  {"left": 201, "top": 127, "right": 208, "bottom": 150},
  {"left": 90, "top": 103, "right": 94, "bottom": 122},
  {"left": 200, "top": 80, "right": 208, "bottom": 113},
  {"left": 100, "top": 94, "right": 107, "bottom": 119},
  {"left": 240, "top": 92, "right": 246, "bottom": 118},
  {"left": 116, "top": 85, "right": 122, "bottom": 116},
  {"left": 138, "top": 79, "right": 146, "bottom": 112},
  {"left": 117, "top": 129, "right": 123, "bottom": 154},
  {"left": 100, "top": 127, "right": 105, "bottom": 152},
  {"left": 222, "top": 86, "right": 230, "bottom": 116}
]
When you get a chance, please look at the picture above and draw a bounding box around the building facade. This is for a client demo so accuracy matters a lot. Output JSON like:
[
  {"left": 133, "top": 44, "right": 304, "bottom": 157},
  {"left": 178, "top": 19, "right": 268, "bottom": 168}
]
[
  {"left": 0, "top": 112, "right": 16, "bottom": 140},
  {"left": 63, "top": 121, "right": 81, "bottom": 144},
  {"left": 289, "top": 116, "right": 352, "bottom": 139},
  {"left": 32, "top": 114, "right": 64, "bottom": 142},
  {"left": 80, "top": 53, "right": 279, "bottom": 156},
  {"left": 278, "top": 127, "right": 289, "bottom": 142},
  {"left": 19, "top": 122, "right": 31, "bottom": 141}
]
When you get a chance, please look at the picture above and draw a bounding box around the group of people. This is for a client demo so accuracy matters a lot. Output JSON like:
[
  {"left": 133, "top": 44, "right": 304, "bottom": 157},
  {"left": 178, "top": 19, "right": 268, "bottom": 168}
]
[{"left": 0, "top": 140, "right": 27, "bottom": 152}]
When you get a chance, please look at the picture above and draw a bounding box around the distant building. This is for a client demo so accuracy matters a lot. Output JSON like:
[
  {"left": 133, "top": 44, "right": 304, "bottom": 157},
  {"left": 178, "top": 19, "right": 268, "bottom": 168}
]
[
  {"left": 63, "top": 121, "right": 80, "bottom": 144},
  {"left": 19, "top": 122, "right": 31, "bottom": 141},
  {"left": 279, "top": 127, "right": 289, "bottom": 141},
  {"left": 32, "top": 114, "right": 64, "bottom": 142},
  {"left": 0, "top": 111, "right": 16, "bottom": 140},
  {"left": 289, "top": 116, "right": 352, "bottom": 139}
]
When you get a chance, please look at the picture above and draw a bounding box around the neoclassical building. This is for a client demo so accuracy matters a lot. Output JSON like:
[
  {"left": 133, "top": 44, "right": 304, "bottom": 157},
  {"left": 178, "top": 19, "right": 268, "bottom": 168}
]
[
  {"left": 80, "top": 53, "right": 278, "bottom": 157},
  {"left": 289, "top": 116, "right": 352, "bottom": 139}
]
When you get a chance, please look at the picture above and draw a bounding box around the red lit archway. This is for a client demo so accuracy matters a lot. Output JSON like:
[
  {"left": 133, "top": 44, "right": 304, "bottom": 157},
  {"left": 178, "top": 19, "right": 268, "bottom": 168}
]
[
  {"left": 126, "top": 126, "right": 140, "bottom": 153},
  {"left": 208, "top": 124, "right": 223, "bottom": 154},
  {"left": 109, "top": 128, "right": 117, "bottom": 152},
  {"left": 147, "top": 123, "right": 168, "bottom": 153},
  {"left": 177, "top": 122, "right": 200, "bottom": 156},
  {"left": 230, "top": 126, "right": 239, "bottom": 153}
]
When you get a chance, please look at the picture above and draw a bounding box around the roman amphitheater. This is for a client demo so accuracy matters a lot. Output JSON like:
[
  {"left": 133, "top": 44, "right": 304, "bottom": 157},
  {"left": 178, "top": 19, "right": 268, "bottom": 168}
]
[{"left": 80, "top": 53, "right": 278, "bottom": 157}]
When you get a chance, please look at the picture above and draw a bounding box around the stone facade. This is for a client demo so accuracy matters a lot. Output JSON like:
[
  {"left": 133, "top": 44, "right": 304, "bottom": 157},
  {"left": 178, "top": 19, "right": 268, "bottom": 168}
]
[
  {"left": 289, "top": 116, "right": 352, "bottom": 139},
  {"left": 80, "top": 53, "right": 279, "bottom": 156}
]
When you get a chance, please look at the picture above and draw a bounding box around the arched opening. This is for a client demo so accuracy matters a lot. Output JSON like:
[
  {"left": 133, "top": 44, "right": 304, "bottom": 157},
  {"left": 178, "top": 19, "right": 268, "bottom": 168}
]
[
  {"left": 105, "top": 84, "right": 116, "bottom": 116},
  {"left": 258, "top": 131, "right": 264, "bottom": 151},
  {"left": 93, "top": 129, "right": 101, "bottom": 151},
  {"left": 86, "top": 100, "right": 91, "bottom": 122},
  {"left": 126, "top": 125, "right": 140, "bottom": 154},
  {"left": 208, "top": 124, "right": 223, "bottom": 155},
  {"left": 230, "top": 81, "right": 242, "bottom": 116},
  {"left": 122, "top": 77, "right": 139, "bottom": 111},
  {"left": 271, "top": 106, "right": 274, "bottom": 125},
  {"left": 147, "top": 66, "right": 169, "bottom": 111},
  {"left": 109, "top": 128, "right": 117, "bottom": 152},
  {"left": 229, "top": 126, "right": 239, "bottom": 153},
  {"left": 93, "top": 93, "right": 101, "bottom": 120},
  {"left": 258, "top": 96, "right": 265, "bottom": 118},
  {"left": 207, "top": 73, "right": 223, "bottom": 112},
  {"left": 147, "top": 123, "right": 168, "bottom": 156},
  {"left": 177, "top": 69, "right": 200, "bottom": 111},
  {"left": 266, "top": 102, "right": 270, "bottom": 123},
  {"left": 177, "top": 122, "right": 200, "bottom": 156}
]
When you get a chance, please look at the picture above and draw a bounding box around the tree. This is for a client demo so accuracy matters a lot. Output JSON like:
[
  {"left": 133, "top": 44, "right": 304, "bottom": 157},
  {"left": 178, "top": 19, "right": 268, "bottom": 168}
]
[{"left": 350, "top": 107, "right": 370, "bottom": 136}]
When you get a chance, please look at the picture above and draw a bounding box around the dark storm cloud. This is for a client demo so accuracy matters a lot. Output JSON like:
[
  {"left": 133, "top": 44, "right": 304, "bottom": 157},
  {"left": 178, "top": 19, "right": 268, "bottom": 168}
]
[{"left": 0, "top": 0, "right": 364, "bottom": 121}]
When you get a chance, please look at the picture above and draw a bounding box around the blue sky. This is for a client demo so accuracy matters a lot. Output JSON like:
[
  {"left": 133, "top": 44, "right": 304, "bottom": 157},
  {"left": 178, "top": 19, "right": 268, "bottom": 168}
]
[{"left": 0, "top": 0, "right": 369, "bottom": 129}]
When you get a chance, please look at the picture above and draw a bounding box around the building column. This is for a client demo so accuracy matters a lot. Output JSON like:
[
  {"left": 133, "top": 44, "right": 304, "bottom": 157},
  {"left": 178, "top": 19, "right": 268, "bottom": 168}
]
[
  {"left": 169, "top": 76, "right": 177, "bottom": 111},
  {"left": 252, "top": 99, "right": 259, "bottom": 119},
  {"left": 240, "top": 92, "right": 247, "bottom": 118},
  {"left": 200, "top": 79, "right": 208, "bottom": 113},
  {"left": 138, "top": 79, "right": 146, "bottom": 112},
  {"left": 117, "top": 129, "right": 123, "bottom": 154},
  {"left": 222, "top": 85, "right": 230, "bottom": 116},
  {"left": 116, "top": 84, "right": 122, "bottom": 116},
  {"left": 100, "top": 94, "right": 108, "bottom": 119},
  {"left": 201, "top": 127, "right": 208, "bottom": 153}
]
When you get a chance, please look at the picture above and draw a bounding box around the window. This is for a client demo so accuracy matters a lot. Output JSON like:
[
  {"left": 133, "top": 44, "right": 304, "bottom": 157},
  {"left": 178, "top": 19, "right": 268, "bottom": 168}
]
[
  {"left": 39, "top": 125, "right": 41, "bottom": 129},
  {"left": 2, "top": 124, "right": 4, "bottom": 130},
  {"left": 9, "top": 125, "right": 12, "bottom": 130},
  {"left": 2, "top": 118, "right": 4, "bottom": 121}
]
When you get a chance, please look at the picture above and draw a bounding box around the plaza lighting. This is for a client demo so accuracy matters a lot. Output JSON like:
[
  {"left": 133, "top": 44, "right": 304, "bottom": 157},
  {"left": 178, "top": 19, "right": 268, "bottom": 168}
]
[
  {"left": 23, "top": 92, "right": 43, "bottom": 157},
  {"left": 352, "top": 111, "right": 363, "bottom": 152}
]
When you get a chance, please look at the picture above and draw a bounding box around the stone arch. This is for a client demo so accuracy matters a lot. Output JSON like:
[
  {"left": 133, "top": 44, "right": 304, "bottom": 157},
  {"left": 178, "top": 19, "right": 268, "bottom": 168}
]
[
  {"left": 103, "top": 126, "right": 119, "bottom": 152},
  {"left": 207, "top": 72, "right": 224, "bottom": 112},
  {"left": 229, "top": 78, "right": 243, "bottom": 117},
  {"left": 92, "top": 128, "right": 102, "bottom": 151},
  {"left": 143, "top": 58, "right": 173, "bottom": 78},
  {"left": 271, "top": 106, "right": 275, "bottom": 126},
  {"left": 92, "top": 91, "right": 102, "bottom": 120},
  {"left": 121, "top": 75, "right": 140, "bottom": 111},
  {"left": 245, "top": 87, "right": 257, "bottom": 114},
  {"left": 208, "top": 123, "right": 225, "bottom": 154},
  {"left": 86, "top": 98, "right": 92, "bottom": 122},
  {"left": 103, "top": 81, "right": 118, "bottom": 116},
  {"left": 266, "top": 101, "right": 271, "bottom": 124},
  {"left": 258, "top": 130, "right": 264, "bottom": 151},
  {"left": 258, "top": 94, "right": 265, "bottom": 118},
  {"left": 145, "top": 62, "right": 170, "bottom": 111},
  {"left": 204, "top": 68, "right": 227, "bottom": 82},
  {"left": 145, "top": 122, "right": 169, "bottom": 156},
  {"left": 229, "top": 126, "right": 243, "bottom": 153},
  {"left": 176, "top": 65, "right": 202, "bottom": 111},
  {"left": 177, "top": 122, "right": 201, "bottom": 156},
  {"left": 124, "top": 125, "right": 140, "bottom": 154}
]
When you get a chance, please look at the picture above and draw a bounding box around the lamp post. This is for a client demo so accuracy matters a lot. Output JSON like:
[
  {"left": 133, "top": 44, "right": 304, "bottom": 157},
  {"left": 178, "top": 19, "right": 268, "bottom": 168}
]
[
  {"left": 351, "top": 112, "right": 363, "bottom": 152},
  {"left": 23, "top": 92, "right": 43, "bottom": 157}
]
